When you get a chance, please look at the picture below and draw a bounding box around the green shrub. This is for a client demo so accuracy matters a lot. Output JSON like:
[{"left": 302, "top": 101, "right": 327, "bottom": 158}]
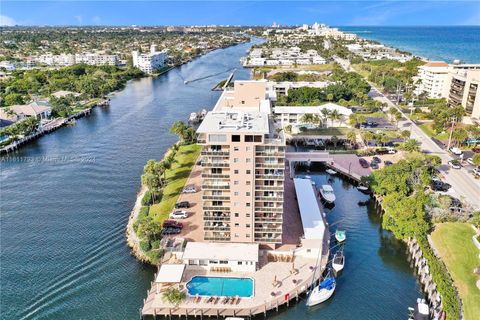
[
  {"left": 139, "top": 240, "right": 151, "bottom": 252},
  {"left": 141, "top": 190, "right": 162, "bottom": 206},
  {"left": 162, "top": 287, "right": 186, "bottom": 306},
  {"left": 151, "top": 240, "right": 160, "bottom": 250}
]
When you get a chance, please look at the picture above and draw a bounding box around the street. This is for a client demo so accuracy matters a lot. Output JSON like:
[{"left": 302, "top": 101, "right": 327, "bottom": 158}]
[{"left": 333, "top": 56, "right": 480, "bottom": 209}]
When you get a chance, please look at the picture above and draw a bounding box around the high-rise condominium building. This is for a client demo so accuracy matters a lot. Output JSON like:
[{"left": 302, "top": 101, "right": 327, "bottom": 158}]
[
  {"left": 414, "top": 61, "right": 451, "bottom": 98},
  {"left": 448, "top": 69, "right": 480, "bottom": 119},
  {"left": 196, "top": 80, "right": 285, "bottom": 246},
  {"left": 132, "top": 44, "right": 167, "bottom": 74}
]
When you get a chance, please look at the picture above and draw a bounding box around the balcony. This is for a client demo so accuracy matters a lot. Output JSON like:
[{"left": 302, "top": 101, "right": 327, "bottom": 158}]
[
  {"left": 264, "top": 138, "right": 284, "bottom": 146},
  {"left": 255, "top": 174, "right": 284, "bottom": 180},
  {"left": 255, "top": 196, "right": 283, "bottom": 202},
  {"left": 255, "top": 163, "right": 284, "bottom": 169},
  {"left": 255, "top": 216, "right": 283, "bottom": 223},
  {"left": 204, "top": 234, "right": 231, "bottom": 241},
  {"left": 255, "top": 185, "right": 284, "bottom": 191},
  {"left": 202, "top": 162, "right": 229, "bottom": 168},
  {"left": 255, "top": 151, "right": 285, "bottom": 157},
  {"left": 202, "top": 184, "right": 230, "bottom": 190},
  {"left": 202, "top": 195, "right": 230, "bottom": 200},
  {"left": 201, "top": 173, "right": 230, "bottom": 179},
  {"left": 203, "top": 206, "right": 230, "bottom": 211},
  {"left": 201, "top": 150, "right": 230, "bottom": 156},
  {"left": 204, "top": 215, "right": 230, "bottom": 221},
  {"left": 254, "top": 236, "right": 282, "bottom": 243},
  {"left": 254, "top": 206, "right": 283, "bottom": 212},
  {"left": 204, "top": 225, "right": 230, "bottom": 231}
]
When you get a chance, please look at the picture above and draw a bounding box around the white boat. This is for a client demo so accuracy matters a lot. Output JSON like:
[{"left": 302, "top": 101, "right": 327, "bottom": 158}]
[
  {"left": 357, "top": 183, "right": 369, "bottom": 192},
  {"left": 335, "top": 230, "right": 346, "bottom": 243},
  {"left": 408, "top": 298, "right": 430, "bottom": 320},
  {"left": 319, "top": 185, "right": 336, "bottom": 203},
  {"left": 188, "top": 112, "right": 199, "bottom": 123},
  {"left": 306, "top": 270, "right": 336, "bottom": 307},
  {"left": 332, "top": 250, "right": 345, "bottom": 272},
  {"left": 325, "top": 169, "right": 337, "bottom": 175}
]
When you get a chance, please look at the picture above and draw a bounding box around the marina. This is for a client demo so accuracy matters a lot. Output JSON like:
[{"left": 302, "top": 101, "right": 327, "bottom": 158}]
[{"left": 1, "top": 40, "right": 422, "bottom": 320}]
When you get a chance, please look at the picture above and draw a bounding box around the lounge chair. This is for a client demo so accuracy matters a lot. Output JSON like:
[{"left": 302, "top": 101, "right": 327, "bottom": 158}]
[
  {"left": 214, "top": 296, "right": 219, "bottom": 304},
  {"left": 230, "top": 296, "right": 235, "bottom": 305},
  {"left": 235, "top": 295, "right": 240, "bottom": 304}
]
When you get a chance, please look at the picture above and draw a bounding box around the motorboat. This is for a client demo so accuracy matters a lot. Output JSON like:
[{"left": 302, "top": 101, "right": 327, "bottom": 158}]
[
  {"left": 335, "top": 230, "right": 346, "bottom": 243},
  {"left": 188, "top": 112, "right": 199, "bottom": 123},
  {"left": 358, "top": 199, "right": 370, "bottom": 206},
  {"left": 326, "top": 169, "right": 337, "bottom": 175},
  {"left": 357, "top": 183, "right": 369, "bottom": 192},
  {"left": 408, "top": 298, "right": 430, "bottom": 320},
  {"left": 306, "top": 269, "right": 336, "bottom": 307},
  {"left": 319, "top": 185, "right": 336, "bottom": 203},
  {"left": 332, "top": 250, "right": 345, "bottom": 272}
]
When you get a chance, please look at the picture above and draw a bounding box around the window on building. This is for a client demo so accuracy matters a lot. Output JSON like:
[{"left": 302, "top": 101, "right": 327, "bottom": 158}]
[
  {"left": 246, "top": 203, "right": 251, "bottom": 207},
  {"left": 246, "top": 213, "right": 251, "bottom": 218},
  {"left": 246, "top": 170, "right": 251, "bottom": 174},
  {"left": 234, "top": 146, "right": 239, "bottom": 151},
  {"left": 246, "top": 181, "right": 251, "bottom": 185},
  {"left": 254, "top": 135, "right": 262, "bottom": 142},
  {"left": 246, "top": 146, "right": 251, "bottom": 151},
  {"left": 235, "top": 223, "right": 239, "bottom": 227},
  {"left": 246, "top": 192, "right": 250, "bottom": 196},
  {"left": 238, "top": 261, "right": 243, "bottom": 265},
  {"left": 233, "top": 158, "right": 239, "bottom": 163},
  {"left": 232, "top": 135, "right": 240, "bottom": 142},
  {"left": 246, "top": 224, "right": 250, "bottom": 228},
  {"left": 246, "top": 158, "right": 251, "bottom": 163},
  {"left": 209, "top": 134, "right": 227, "bottom": 142},
  {"left": 199, "top": 260, "right": 207, "bottom": 266},
  {"left": 234, "top": 181, "right": 239, "bottom": 185},
  {"left": 234, "top": 192, "right": 239, "bottom": 196},
  {"left": 245, "top": 135, "right": 253, "bottom": 142},
  {"left": 234, "top": 233, "right": 239, "bottom": 237},
  {"left": 234, "top": 213, "right": 239, "bottom": 217},
  {"left": 209, "top": 260, "right": 218, "bottom": 264},
  {"left": 246, "top": 234, "right": 251, "bottom": 238},
  {"left": 234, "top": 170, "right": 239, "bottom": 174}
]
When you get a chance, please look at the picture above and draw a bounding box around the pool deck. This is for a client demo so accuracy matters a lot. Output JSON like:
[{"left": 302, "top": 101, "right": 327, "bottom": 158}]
[{"left": 142, "top": 253, "right": 326, "bottom": 318}]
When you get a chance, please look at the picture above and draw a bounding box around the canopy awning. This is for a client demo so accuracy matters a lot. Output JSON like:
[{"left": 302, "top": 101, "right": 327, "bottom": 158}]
[{"left": 155, "top": 264, "right": 186, "bottom": 283}]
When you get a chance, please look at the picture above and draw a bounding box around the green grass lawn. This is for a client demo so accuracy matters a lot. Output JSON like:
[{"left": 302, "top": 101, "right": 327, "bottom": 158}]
[
  {"left": 431, "top": 223, "right": 480, "bottom": 320},
  {"left": 418, "top": 122, "right": 449, "bottom": 142},
  {"left": 148, "top": 143, "right": 202, "bottom": 223}
]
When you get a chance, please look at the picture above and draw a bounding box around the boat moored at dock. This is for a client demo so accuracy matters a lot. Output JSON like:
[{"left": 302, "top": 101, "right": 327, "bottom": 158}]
[
  {"left": 335, "top": 230, "right": 346, "bottom": 243},
  {"left": 306, "top": 269, "right": 336, "bottom": 307},
  {"left": 332, "top": 250, "right": 345, "bottom": 273},
  {"left": 319, "top": 184, "right": 336, "bottom": 203}
]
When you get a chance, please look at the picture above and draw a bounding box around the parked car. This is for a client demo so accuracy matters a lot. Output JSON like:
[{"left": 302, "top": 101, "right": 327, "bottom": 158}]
[
  {"left": 161, "top": 227, "right": 182, "bottom": 235},
  {"left": 169, "top": 210, "right": 188, "bottom": 219},
  {"left": 370, "top": 161, "right": 379, "bottom": 169},
  {"left": 448, "top": 160, "right": 461, "bottom": 169},
  {"left": 359, "top": 158, "right": 369, "bottom": 168},
  {"left": 384, "top": 160, "right": 393, "bottom": 166},
  {"left": 449, "top": 147, "right": 463, "bottom": 155},
  {"left": 182, "top": 186, "right": 196, "bottom": 193},
  {"left": 473, "top": 167, "right": 480, "bottom": 177},
  {"left": 387, "top": 147, "right": 397, "bottom": 154},
  {"left": 472, "top": 147, "right": 480, "bottom": 154},
  {"left": 372, "top": 156, "right": 381, "bottom": 163},
  {"left": 175, "top": 201, "right": 190, "bottom": 209},
  {"left": 466, "top": 158, "right": 474, "bottom": 165},
  {"left": 163, "top": 220, "right": 183, "bottom": 229}
]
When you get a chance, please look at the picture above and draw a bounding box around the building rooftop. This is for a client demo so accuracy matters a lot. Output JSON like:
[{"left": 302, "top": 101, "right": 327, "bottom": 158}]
[
  {"left": 155, "top": 264, "right": 186, "bottom": 283},
  {"left": 423, "top": 61, "right": 448, "bottom": 68},
  {"left": 182, "top": 242, "right": 259, "bottom": 262},
  {"left": 293, "top": 178, "right": 326, "bottom": 241},
  {"left": 274, "top": 103, "right": 352, "bottom": 116},
  {"left": 196, "top": 110, "right": 270, "bottom": 134}
]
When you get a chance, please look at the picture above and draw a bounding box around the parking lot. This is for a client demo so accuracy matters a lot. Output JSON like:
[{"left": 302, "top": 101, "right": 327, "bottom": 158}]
[{"left": 165, "top": 162, "right": 204, "bottom": 242}]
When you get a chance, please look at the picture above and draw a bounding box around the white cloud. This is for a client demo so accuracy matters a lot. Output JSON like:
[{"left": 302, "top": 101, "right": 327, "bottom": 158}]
[
  {"left": 74, "top": 15, "right": 83, "bottom": 24},
  {"left": 0, "top": 15, "right": 17, "bottom": 26}
]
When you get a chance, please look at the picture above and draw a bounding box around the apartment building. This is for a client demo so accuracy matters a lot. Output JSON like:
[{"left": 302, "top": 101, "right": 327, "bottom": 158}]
[
  {"left": 414, "top": 61, "right": 450, "bottom": 98},
  {"left": 132, "top": 44, "right": 167, "bottom": 74},
  {"left": 36, "top": 53, "right": 119, "bottom": 66},
  {"left": 448, "top": 69, "right": 480, "bottom": 119},
  {"left": 196, "top": 80, "right": 285, "bottom": 246}
]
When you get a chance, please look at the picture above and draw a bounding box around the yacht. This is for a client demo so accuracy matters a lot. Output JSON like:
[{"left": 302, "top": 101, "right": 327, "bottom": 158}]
[
  {"left": 408, "top": 298, "right": 430, "bottom": 320},
  {"left": 319, "top": 185, "right": 336, "bottom": 203},
  {"left": 325, "top": 169, "right": 337, "bottom": 175}
]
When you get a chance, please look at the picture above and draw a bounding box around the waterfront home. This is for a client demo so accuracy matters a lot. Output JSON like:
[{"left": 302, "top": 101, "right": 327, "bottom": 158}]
[
  {"left": 182, "top": 242, "right": 259, "bottom": 272},
  {"left": 0, "top": 108, "right": 19, "bottom": 127},
  {"left": 8, "top": 102, "right": 52, "bottom": 121},
  {"left": 51, "top": 90, "right": 81, "bottom": 99}
]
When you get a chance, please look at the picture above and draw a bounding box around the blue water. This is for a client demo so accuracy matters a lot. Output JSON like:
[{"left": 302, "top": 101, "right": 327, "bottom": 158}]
[
  {"left": 340, "top": 26, "right": 480, "bottom": 63},
  {"left": 186, "top": 276, "right": 254, "bottom": 297}
]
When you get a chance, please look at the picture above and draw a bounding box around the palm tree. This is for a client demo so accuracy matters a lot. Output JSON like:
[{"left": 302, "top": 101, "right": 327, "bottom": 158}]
[
  {"left": 320, "top": 108, "right": 330, "bottom": 128},
  {"left": 331, "top": 135, "right": 339, "bottom": 151},
  {"left": 346, "top": 130, "right": 357, "bottom": 144},
  {"left": 300, "top": 113, "right": 315, "bottom": 125},
  {"left": 329, "top": 109, "right": 341, "bottom": 127},
  {"left": 400, "top": 130, "right": 411, "bottom": 141}
]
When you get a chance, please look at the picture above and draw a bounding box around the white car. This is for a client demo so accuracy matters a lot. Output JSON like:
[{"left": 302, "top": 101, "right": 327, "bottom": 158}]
[
  {"left": 473, "top": 167, "right": 480, "bottom": 177},
  {"left": 448, "top": 160, "right": 461, "bottom": 169},
  {"left": 449, "top": 147, "right": 463, "bottom": 155},
  {"left": 169, "top": 210, "right": 188, "bottom": 219},
  {"left": 182, "top": 186, "right": 196, "bottom": 193},
  {"left": 466, "top": 158, "right": 474, "bottom": 165}
]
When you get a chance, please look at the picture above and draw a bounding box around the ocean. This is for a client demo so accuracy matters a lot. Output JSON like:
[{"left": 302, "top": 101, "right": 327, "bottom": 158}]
[{"left": 339, "top": 26, "right": 480, "bottom": 63}]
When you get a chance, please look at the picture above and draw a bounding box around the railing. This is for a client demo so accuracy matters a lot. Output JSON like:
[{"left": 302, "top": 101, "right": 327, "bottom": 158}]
[
  {"left": 201, "top": 174, "right": 230, "bottom": 179},
  {"left": 255, "top": 151, "right": 285, "bottom": 157},
  {"left": 254, "top": 227, "right": 283, "bottom": 232},
  {"left": 201, "top": 150, "right": 230, "bottom": 156},
  {"left": 255, "top": 163, "right": 284, "bottom": 168},
  {"left": 254, "top": 206, "right": 283, "bottom": 212},
  {"left": 255, "top": 196, "right": 283, "bottom": 202},
  {"left": 202, "top": 195, "right": 230, "bottom": 200},
  {"left": 202, "top": 162, "right": 229, "bottom": 167},
  {"left": 204, "top": 226, "right": 230, "bottom": 231},
  {"left": 204, "top": 235, "right": 231, "bottom": 241},
  {"left": 265, "top": 138, "right": 284, "bottom": 145},
  {"left": 255, "top": 217, "right": 283, "bottom": 223},
  {"left": 203, "top": 206, "right": 230, "bottom": 211},
  {"left": 255, "top": 174, "right": 284, "bottom": 180},
  {"left": 255, "top": 185, "right": 284, "bottom": 191},
  {"left": 202, "top": 184, "right": 230, "bottom": 190},
  {"left": 203, "top": 216, "right": 230, "bottom": 221}
]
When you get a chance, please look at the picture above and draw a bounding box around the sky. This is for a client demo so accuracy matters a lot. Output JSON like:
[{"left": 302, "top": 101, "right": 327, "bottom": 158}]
[{"left": 1, "top": 1, "right": 479, "bottom": 27}]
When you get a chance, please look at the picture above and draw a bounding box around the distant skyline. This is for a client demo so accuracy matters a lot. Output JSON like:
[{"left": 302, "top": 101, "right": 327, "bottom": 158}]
[{"left": 1, "top": 1, "right": 479, "bottom": 27}]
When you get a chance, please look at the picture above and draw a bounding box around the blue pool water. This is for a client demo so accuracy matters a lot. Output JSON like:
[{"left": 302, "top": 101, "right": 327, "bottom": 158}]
[{"left": 186, "top": 276, "right": 254, "bottom": 297}]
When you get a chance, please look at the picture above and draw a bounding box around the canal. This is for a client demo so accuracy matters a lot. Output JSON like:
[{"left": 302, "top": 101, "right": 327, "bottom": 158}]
[{"left": 0, "top": 40, "right": 420, "bottom": 320}]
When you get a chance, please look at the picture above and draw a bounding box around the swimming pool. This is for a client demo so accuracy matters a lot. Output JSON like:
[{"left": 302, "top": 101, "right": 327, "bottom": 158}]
[{"left": 186, "top": 276, "right": 254, "bottom": 297}]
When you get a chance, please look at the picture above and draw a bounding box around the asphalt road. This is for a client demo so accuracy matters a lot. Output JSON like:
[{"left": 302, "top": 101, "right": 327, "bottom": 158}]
[{"left": 334, "top": 56, "right": 480, "bottom": 209}]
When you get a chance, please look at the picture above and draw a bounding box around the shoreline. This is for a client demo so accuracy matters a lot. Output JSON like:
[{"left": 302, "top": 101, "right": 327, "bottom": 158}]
[{"left": 0, "top": 40, "right": 248, "bottom": 156}]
